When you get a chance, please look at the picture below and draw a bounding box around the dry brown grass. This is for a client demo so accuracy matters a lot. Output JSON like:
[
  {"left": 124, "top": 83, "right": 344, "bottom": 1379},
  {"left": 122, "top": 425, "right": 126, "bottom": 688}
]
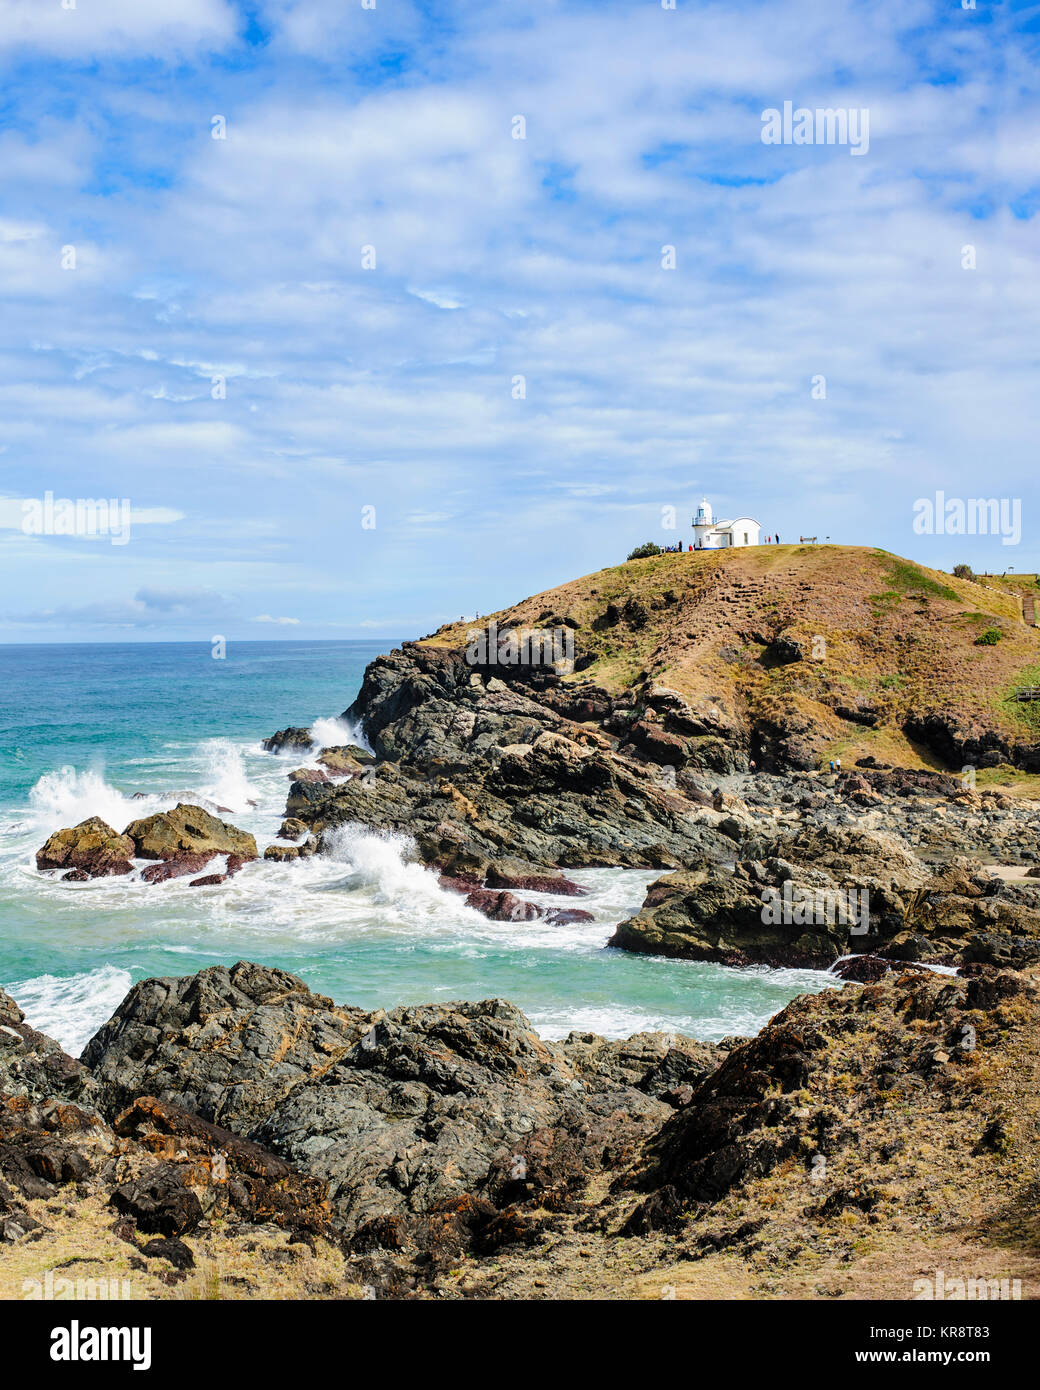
[
  {"left": 424, "top": 545, "right": 1040, "bottom": 770},
  {"left": 0, "top": 1193, "right": 355, "bottom": 1302}
]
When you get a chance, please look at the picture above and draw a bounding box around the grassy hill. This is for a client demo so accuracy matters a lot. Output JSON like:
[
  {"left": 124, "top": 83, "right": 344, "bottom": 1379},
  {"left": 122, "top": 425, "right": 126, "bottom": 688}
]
[{"left": 425, "top": 545, "right": 1040, "bottom": 778}]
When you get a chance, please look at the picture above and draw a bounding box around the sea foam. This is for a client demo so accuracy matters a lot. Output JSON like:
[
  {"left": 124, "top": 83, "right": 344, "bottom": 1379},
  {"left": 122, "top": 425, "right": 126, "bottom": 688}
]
[{"left": 4, "top": 964, "right": 133, "bottom": 1057}]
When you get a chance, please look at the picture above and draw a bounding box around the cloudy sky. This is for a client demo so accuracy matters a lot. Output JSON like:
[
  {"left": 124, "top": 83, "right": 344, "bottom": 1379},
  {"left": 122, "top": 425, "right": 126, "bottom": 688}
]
[{"left": 0, "top": 0, "right": 1037, "bottom": 642}]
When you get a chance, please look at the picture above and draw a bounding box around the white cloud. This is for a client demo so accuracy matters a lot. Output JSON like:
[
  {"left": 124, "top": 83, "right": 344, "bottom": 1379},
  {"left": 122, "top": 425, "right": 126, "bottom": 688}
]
[
  {"left": 1, "top": 0, "right": 1038, "bottom": 637},
  {"left": 252, "top": 613, "right": 300, "bottom": 625},
  {"left": 0, "top": 0, "right": 237, "bottom": 56}
]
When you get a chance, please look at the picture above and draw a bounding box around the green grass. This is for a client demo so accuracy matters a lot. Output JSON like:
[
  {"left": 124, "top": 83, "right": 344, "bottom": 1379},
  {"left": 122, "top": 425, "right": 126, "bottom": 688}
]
[
  {"left": 997, "top": 660, "right": 1040, "bottom": 734},
  {"left": 874, "top": 552, "right": 958, "bottom": 602}
]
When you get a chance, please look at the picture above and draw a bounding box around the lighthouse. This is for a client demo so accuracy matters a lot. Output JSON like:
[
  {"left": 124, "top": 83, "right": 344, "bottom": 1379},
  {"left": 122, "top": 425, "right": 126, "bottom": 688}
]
[{"left": 692, "top": 498, "right": 762, "bottom": 550}]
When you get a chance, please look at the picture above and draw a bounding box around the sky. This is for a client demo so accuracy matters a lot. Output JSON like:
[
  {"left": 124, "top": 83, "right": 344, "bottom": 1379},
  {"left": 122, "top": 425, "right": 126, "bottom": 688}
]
[{"left": 0, "top": 0, "right": 1037, "bottom": 643}]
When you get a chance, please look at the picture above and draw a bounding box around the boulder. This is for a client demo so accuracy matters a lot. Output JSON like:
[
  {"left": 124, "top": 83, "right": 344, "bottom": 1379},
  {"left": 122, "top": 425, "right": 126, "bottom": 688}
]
[
  {"left": 264, "top": 843, "right": 300, "bottom": 862},
  {"left": 464, "top": 888, "right": 544, "bottom": 921},
  {"left": 124, "top": 804, "right": 257, "bottom": 863},
  {"left": 608, "top": 863, "right": 856, "bottom": 968},
  {"left": 35, "top": 817, "right": 135, "bottom": 879},
  {"left": 317, "top": 748, "right": 365, "bottom": 777},
  {"left": 141, "top": 852, "right": 219, "bottom": 884},
  {"left": 262, "top": 727, "right": 314, "bottom": 753}
]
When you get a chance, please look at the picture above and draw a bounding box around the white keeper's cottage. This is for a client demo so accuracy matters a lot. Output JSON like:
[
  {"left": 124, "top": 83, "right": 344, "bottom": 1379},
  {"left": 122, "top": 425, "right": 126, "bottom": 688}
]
[{"left": 692, "top": 498, "right": 761, "bottom": 550}]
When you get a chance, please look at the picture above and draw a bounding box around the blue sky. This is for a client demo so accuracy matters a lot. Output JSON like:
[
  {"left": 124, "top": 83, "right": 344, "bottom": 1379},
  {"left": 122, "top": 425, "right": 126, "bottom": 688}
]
[{"left": 0, "top": 0, "right": 1037, "bottom": 642}]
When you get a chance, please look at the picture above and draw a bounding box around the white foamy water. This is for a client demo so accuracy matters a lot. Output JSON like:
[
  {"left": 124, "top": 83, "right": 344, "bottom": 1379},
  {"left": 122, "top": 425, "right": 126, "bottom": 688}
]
[
  {"left": 28, "top": 767, "right": 174, "bottom": 837},
  {"left": 5, "top": 964, "right": 133, "bottom": 1057},
  {"left": 309, "top": 715, "right": 368, "bottom": 751},
  {"left": 2, "top": 715, "right": 840, "bottom": 1055},
  {"left": 195, "top": 739, "right": 256, "bottom": 814}
]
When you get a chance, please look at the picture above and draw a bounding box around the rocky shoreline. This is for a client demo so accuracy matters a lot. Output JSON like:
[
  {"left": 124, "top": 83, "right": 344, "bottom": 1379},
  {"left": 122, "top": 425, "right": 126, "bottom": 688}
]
[
  {"left": 15, "top": 625, "right": 1040, "bottom": 1297},
  {"left": 4, "top": 955, "right": 1039, "bottom": 1299},
  {"left": 34, "top": 636, "right": 1040, "bottom": 970}
]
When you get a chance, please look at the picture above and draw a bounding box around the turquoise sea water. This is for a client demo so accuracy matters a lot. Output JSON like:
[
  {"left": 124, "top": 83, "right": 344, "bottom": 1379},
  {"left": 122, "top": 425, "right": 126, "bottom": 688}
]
[{"left": 0, "top": 640, "right": 835, "bottom": 1054}]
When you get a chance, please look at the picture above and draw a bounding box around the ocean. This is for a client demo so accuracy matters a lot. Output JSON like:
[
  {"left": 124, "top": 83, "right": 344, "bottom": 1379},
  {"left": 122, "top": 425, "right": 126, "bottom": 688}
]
[{"left": 0, "top": 640, "right": 835, "bottom": 1055}]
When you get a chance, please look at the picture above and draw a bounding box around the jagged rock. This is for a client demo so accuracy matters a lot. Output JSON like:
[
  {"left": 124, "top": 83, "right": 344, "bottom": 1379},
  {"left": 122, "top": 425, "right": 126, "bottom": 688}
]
[
  {"left": 484, "top": 862, "right": 587, "bottom": 896},
  {"left": 110, "top": 1166, "right": 205, "bottom": 1237},
  {"left": 0, "top": 993, "right": 100, "bottom": 1107},
  {"left": 141, "top": 852, "right": 219, "bottom": 884},
  {"left": 464, "top": 888, "right": 543, "bottom": 921},
  {"left": 124, "top": 804, "right": 258, "bottom": 863},
  {"left": 317, "top": 748, "right": 366, "bottom": 777},
  {"left": 262, "top": 727, "right": 314, "bottom": 753},
  {"left": 271, "top": 645, "right": 743, "bottom": 879},
  {"left": 82, "top": 963, "right": 678, "bottom": 1238},
  {"left": 35, "top": 817, "right": 135, "bottom": 879},
  {"left": 0, "top": 989, "right": 23, "bottom": 1029},
  {"left": 608, "top": 862, "right": 855, "bottom": 967},
  {"left": 621, "top": 968, "right": 992, "bottom": 1230},
  {"left": 113, "top": 1097, "right": 332, "bottom": 1237}
]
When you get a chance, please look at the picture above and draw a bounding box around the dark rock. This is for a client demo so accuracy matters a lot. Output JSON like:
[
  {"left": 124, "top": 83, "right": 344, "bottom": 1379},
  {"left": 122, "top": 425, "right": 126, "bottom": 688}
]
[
  {"left": 142, "top": 852, "right": 219, "bottom": 884},
  {"left": 141, "top": 1237, "right": 195, "bottom": 1269},
  {"left": 484, "top": 863, "right": 587, "bottom": 896},
  {"left": 262, "top": 727, "right": 314, "bottom": 753},
  {"left": 110, "top": 1166, "right": 205, "bottom": 1237},
  {"left": 833, "top": 955, "right": 894, "bottom": 983},
  {"left": 83, "top": 963, "right": 673, "bottom": 1238},
  {"left": 464, "top": 889, "right": 544, "bottom": 921}
]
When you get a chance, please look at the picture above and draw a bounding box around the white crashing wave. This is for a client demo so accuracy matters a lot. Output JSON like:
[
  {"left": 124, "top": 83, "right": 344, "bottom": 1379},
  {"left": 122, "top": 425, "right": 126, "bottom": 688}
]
[
  {"left": 4, "top": 963, "right": 133, "bottom": 1057},
  {"left": 28, "top": 767, "right": 172, "bottom": 836},
  {"left": 309, "top": 715, "right": 370, "bottom": 752},
  {"left": 194, "top": 739, "right": 257, "bottom": 814},
  {"left": 321, "top": 822, "right": 480, "bottom": 917}
]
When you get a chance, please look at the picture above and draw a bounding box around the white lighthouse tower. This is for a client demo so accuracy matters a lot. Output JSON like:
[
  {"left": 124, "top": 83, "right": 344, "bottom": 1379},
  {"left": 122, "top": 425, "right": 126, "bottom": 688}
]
[
  {"left": 691, "top": 497, "right": 761, "bottom": 550},
  {"left": 693, "top": 498, "right": 717, "bottom": 548}
]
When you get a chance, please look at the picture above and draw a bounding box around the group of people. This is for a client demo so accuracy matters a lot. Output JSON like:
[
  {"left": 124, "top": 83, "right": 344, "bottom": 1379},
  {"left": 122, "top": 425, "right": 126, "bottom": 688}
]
[
  {"left": 764, "top": 533, "right": 781, "bottom": 543},
  {"left": 827, "top": 757, "right": 843, "bottom": 772}
]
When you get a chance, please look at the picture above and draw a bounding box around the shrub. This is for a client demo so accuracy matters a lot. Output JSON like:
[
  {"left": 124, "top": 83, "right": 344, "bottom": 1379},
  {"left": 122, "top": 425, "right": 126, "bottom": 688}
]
[
  {"left": 627, "top": 542, "right": 662, "bottom": 561},
  {"left": 952, "top": 564, "right": 974, "bottom": 580},
  {"left": 975, "top": 628, "right": 1003, "bottom": 646}
]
